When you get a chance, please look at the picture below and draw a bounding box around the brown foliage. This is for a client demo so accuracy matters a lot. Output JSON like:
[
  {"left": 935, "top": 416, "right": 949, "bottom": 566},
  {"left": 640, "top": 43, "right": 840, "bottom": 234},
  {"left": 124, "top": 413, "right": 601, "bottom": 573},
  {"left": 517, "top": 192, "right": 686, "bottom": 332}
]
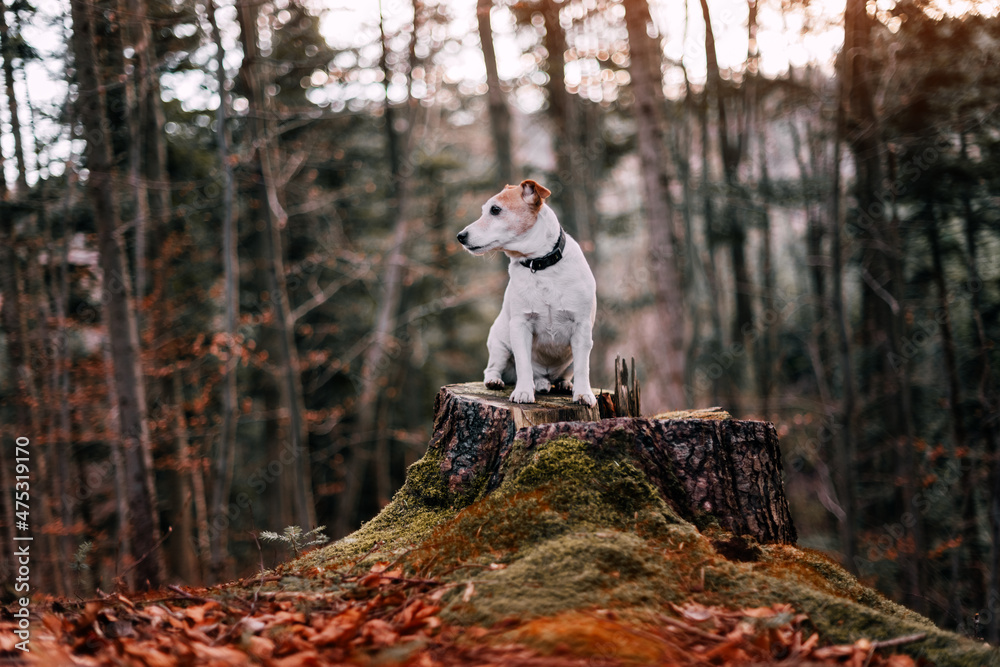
[{"left": 2, "top": 564, "right": 926, "bottom": 666}]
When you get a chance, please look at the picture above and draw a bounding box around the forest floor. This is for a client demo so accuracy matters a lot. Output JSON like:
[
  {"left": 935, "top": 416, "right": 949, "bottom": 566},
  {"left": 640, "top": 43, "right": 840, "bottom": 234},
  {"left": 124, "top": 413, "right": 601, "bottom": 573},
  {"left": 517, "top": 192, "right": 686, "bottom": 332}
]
[
  {"left": 0, "top": 571, "right": 945, "bottom": 666},
  {"left": 4, "top": 392, "right": 998, "bottom": 666}
]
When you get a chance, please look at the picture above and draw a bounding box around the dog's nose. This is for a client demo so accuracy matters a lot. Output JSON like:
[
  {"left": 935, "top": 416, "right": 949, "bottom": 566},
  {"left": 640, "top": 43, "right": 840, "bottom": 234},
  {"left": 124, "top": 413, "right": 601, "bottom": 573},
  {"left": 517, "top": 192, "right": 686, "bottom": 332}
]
[{"left": 457, "top": 231, "right": 469, "bottom": 245}]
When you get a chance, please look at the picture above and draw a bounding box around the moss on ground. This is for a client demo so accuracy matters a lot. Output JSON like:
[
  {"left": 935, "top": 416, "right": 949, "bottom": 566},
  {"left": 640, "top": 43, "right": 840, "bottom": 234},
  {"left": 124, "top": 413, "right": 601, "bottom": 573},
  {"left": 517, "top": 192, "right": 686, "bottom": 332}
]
[{"left": 283, "top": 428, "right": 997, "bottom": 666}]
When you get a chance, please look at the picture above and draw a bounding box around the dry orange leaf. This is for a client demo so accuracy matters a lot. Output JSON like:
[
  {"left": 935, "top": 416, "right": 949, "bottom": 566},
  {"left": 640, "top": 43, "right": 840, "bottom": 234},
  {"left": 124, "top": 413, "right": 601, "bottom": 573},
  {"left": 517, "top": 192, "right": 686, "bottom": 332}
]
[
  {"left": 307, "top": 606, "right": 364, "bottom": 645},
  {"left": 123, "top": 642, "right": 177, "bottom": 667},
  {"left": 359, "top": 619, "right": 399, "bottom": 647}
]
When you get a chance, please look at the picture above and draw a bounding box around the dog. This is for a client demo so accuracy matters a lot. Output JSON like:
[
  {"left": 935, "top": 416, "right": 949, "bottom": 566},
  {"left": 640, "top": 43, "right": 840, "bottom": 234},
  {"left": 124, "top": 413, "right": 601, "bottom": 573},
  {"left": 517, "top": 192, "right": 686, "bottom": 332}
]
[{"left": 457, "top": 179, "right": 597, "bottom": 407}]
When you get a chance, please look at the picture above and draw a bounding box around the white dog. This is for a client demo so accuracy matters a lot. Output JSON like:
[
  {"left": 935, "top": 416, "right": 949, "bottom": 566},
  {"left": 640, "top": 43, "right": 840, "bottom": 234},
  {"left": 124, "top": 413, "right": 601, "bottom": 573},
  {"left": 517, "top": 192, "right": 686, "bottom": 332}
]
[{"left": 457, "top": 179, "right": 597, "bottom": 407}]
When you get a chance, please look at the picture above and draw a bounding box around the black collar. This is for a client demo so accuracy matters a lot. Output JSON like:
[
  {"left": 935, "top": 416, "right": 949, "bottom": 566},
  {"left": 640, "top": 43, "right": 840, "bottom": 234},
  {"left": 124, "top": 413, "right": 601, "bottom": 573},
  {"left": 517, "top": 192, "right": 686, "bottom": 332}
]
[{"left": 519, "top": 227, "right": 566, "bottom": 273}]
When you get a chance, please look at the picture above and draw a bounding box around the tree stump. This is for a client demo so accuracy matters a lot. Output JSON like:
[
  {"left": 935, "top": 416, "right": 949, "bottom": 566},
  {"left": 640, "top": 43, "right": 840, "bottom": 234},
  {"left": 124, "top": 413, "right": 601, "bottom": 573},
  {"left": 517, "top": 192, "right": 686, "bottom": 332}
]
[{"left": 429, "top": 383, "right": 796, "bottom": 544}]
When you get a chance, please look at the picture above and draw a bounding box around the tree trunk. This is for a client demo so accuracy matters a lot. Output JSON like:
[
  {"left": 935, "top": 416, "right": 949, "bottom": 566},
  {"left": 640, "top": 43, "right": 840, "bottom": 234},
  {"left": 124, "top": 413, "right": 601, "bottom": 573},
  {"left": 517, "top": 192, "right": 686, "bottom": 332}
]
[
  {"left": 206, "top": 0, "right": 240, "bottom": 582},
  {"left": 430, "top": 383, "right": 796, "bottom": 544},
  {"left": 623, "top": 0, "right": 686, "bottom": 411},
  {"left": 828, "top": 0, "right": 863, "bottom": 577},
  {"left": 477, "top": 0, "right": 514, "bottom": 185},
  {"left": 70, "top": 0, "right": 163, "bottom": 589},
  {"left": 756, "top": 138, "right": 775, "bottom": 419},
  {"left": 236, "top": 0, "right": 315, "bottom": 536},
  {"left": 336, "top": 4, "right": 419, "bottom": 538},
  {"left": 699, "top": 0, "right": 752, "bottom": 415},
  {"left": 0, "top": 0, "right": 27, "bottom": 192},
  {"left": 120, "top": 0, "right": 151, "bottom": 308},
  {"left": 168, "top": 370, "right": 199, "bottom": 583},
  {"left": 958, "top": 129, "right": 998, "bottom": 638},
  {"left": 926, "top": 206, "right": 971, "bottom": 628},
  {"left": 539, "top": 0, "right": 593, "bottom": 250}
]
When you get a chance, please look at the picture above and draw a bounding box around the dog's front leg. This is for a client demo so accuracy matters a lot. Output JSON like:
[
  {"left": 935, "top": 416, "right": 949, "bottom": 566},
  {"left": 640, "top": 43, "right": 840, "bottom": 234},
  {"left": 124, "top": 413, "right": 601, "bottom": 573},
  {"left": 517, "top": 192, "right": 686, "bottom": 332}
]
[
  {"left": 483, "top": 319, "right": 511, "bottom": 389},
  {"left": 508, "top": 316, "right": 536, "bottom": 403},
  {"left": 570, "top": 323, "right": 597, "bottom": 407}
]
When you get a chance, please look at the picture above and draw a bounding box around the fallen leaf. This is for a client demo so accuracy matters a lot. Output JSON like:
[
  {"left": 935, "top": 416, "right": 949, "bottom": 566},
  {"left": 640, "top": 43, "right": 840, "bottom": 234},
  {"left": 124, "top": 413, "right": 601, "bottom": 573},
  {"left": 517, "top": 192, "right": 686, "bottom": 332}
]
[
  {"left": 122, "top": 642, "right": 177, "bottom": 667},
  {"left": 190, "top": 641, "right": 251, "bottom": 663},
  {"left": 271, "top": 649, "right": 321, "bottom": 667},
  {"left": 307, "top": 606, "right": 364, "bottom": 646},
  {"left": 183, "top": 601, "right": 221, "bottom": 625},
  {"left": 801, "top": 632, "right": 820, "bottom": 653},
  {"left": 359, "top": 619, "right": 398, "bottom": 647},
  {"left": 245, "top": 634, "right": 275, "bottom": 659}
]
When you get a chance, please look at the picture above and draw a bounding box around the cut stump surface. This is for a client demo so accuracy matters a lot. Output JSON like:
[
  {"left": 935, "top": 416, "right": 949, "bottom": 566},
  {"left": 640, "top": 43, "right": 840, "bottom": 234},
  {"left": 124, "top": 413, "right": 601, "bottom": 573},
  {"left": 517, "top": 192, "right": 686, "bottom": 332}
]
[{"left": 430, "top": 382, "right": 796, "bottom": 544}]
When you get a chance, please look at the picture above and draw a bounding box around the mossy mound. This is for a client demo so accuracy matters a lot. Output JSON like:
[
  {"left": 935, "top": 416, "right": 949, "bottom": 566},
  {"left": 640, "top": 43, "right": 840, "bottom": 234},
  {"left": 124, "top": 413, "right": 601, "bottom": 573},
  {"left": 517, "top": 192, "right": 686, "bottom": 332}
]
[{"left": 289, "top": 430, "right": 997, "bottom": 666}]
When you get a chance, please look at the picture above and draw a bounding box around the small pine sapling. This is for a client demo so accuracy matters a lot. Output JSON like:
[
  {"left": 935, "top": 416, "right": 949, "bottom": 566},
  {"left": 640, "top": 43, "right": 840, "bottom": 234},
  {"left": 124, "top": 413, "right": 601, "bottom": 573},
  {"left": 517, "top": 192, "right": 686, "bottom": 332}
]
[
  {"left": 259, "top": 525, "right": 330, "bottom": 558},
  {"left": 70, "top": 541, "right": 94, "bottom": 593}
]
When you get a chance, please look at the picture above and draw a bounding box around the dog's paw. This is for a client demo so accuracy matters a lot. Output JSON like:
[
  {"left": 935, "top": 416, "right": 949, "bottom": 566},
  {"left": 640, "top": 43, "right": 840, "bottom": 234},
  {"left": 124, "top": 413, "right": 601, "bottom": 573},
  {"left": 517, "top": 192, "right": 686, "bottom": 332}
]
[
  {"left": 574, "top": 391, "right": 597, "bottom": 407},
  {"left": 553, "top": 379, "right": 573, "bottom": 394},
  {"left": 534, "top": 378, "right": 552, "bottom": 393},
  {"left": 510, "top": 387, "right": 536, "bottom": 404},
  {"left": 485, "top": 376, "right": 505, "bottom": 390}
]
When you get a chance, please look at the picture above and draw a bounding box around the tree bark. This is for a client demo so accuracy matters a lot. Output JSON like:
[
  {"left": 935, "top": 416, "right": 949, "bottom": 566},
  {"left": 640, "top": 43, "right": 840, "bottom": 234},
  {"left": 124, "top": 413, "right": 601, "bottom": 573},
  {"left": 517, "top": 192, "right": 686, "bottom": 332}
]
[
  {"left": 70, "top": 0, "right": 163, "bottom": 588},
  {"left": 429, "top": 383, "right": 796, "bottom": 544},
  {"left": 477, "top": 0, "right": 514, "bottom": 185},
  {"left": 622, "top": 0, "right": 686, "bottom": 411}
]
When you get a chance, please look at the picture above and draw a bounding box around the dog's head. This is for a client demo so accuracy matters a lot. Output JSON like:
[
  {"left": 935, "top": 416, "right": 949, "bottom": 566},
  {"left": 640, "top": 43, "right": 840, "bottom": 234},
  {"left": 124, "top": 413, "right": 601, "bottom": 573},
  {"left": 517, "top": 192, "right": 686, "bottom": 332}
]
[{"left": 457, "top": 179, "right": 552, "bottom": 256}]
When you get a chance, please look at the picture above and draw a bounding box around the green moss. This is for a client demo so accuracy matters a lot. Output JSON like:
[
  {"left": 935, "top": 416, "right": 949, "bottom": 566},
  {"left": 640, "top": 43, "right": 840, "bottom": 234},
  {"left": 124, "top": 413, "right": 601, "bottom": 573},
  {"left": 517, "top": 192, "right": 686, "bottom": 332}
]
[
  {"left": 278, "top": 427, "right": 997, "bottom": 666},
  {"left": 292, "top": 447, "right": 460, "bottom": 572},
  {"left": 696, "top": 560, "right": 994, "bottom": 666},
  {"left": 498, "top": 435, "right": 687, "bottom": 531}
]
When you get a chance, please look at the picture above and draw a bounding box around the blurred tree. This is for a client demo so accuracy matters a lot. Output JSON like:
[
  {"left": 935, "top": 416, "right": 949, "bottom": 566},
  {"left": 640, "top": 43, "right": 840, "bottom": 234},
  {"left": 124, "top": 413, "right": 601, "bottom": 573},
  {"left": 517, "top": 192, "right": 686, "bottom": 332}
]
[
  {"left": 477, "top": 0, "right": 514, "bottom": 185},
  {"left": 206, "top": 0, "right": 238, "bottom": 583},
  {"left": 698, "top": 0, "right": 753, "bottom": 415},
  {"left": 235, "top": 0, "right": 316, "bottom": 543},
  {"left": 0, "top": 0, "right": 26, "bottom": 192},
  {"left": 69, "top": 0, "right": 164, "bottom": 588},
  {"left": 338, "top": 0, "right": 420, "bottom": 538},
  {"left": 622, "top": 0, "right": 686, "bottom": 409}
]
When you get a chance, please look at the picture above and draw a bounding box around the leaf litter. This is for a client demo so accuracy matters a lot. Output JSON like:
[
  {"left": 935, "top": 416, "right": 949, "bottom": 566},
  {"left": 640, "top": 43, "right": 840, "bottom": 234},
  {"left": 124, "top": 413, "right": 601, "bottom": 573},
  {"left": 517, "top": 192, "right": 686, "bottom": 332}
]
[{"left": 3, "top": 565, "right": 928, "bottom": 666}]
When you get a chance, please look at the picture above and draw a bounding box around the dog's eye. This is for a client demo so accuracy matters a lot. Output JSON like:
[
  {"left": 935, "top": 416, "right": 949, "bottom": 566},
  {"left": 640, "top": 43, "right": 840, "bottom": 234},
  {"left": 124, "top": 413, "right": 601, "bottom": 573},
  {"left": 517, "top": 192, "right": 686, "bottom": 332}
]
[{"left": 490, "top": 205, "right": 501, "bottom": 216}]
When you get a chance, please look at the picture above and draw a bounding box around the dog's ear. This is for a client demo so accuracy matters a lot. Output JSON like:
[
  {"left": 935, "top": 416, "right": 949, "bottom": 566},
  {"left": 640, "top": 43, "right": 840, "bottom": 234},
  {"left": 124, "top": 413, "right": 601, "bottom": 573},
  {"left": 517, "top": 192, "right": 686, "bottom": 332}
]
[{"left": 519, "top": 179, "right": 551, "bottom": 208}]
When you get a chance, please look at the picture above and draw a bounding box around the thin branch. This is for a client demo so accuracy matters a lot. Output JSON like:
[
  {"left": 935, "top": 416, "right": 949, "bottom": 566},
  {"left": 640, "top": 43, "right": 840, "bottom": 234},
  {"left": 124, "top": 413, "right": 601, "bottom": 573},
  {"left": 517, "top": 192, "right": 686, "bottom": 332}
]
[
  {"left": 860, "top": 265, "right": 900, "bottom": 314},
  {"left": 291, "top": 266, "right": 369, "bottom": 322}
]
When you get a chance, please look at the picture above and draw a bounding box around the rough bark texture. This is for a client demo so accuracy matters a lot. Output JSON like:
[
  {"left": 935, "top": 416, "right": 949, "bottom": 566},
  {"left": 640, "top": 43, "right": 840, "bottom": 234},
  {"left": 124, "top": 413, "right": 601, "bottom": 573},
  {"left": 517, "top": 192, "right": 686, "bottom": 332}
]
[{"left": 429, "top": 383, "right": 796, "bottom": 544}]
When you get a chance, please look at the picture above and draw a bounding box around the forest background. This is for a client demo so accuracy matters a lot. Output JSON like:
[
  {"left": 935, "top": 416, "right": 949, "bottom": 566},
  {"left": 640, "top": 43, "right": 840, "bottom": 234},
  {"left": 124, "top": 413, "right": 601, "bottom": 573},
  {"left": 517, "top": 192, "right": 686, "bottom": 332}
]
[{"left": 1, "top": 0, "right": 999, "bottom": 644}]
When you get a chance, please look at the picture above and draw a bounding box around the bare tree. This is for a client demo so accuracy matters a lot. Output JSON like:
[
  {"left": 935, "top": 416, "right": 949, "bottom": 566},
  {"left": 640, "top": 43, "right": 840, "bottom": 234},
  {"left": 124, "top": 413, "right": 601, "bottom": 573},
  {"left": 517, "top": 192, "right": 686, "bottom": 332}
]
[
  {"left": 539, "top": 0, "right": 593, "bottom": 249},
  {"left": 206, "top": 0, "right": 239, "bottom": 581},
  {"left": 69, "top": 0, "right": 164, "bottom": 588},
  {"left": 336, "top": 1, "right": 418, "bottom": 537},
  {"left": 698, "top": 0, "right": 753, "bottom": 414},
  {"left": 622, "top": 0, "right": 686, "bottom": 410},
  {"left": 477, "top": 0, "right": 514, "bottom": 185},
  {"left": 234, "top": 0, "right": 316, "bottom": 543},
  {"left": 0, "top": 0, "right": 27, "bottom": 192}
]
